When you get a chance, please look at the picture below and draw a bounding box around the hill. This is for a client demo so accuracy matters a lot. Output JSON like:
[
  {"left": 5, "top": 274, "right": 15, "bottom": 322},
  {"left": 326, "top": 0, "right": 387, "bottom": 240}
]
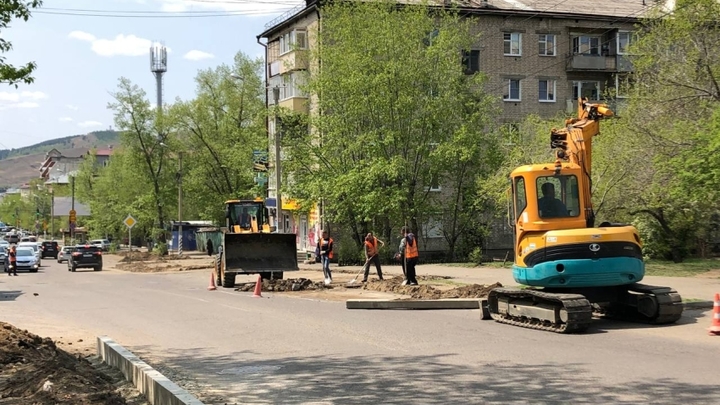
[{"left": 0, "top": 130, "right": 121, "bottom": 189}]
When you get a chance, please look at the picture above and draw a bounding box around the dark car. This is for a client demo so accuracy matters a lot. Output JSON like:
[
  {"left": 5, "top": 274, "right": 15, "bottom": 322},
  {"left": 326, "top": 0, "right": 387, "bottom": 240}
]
[
  {"left": 41, "top": 241, "right": 59, "bottom": 259},
  {"left": 67, "top": 244, "right": 103, "bottom": 272}
]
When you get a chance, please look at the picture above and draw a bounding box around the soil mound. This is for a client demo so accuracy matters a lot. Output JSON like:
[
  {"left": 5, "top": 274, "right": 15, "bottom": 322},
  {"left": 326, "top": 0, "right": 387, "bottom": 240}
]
[
  {"left": 0, "top": 322, "right": 127, "bottom": 404},
  {"left": 361, "top": 276, "right": 502, "bottom": 299},
  {"left": 235, "top": 278, "right": 333, "bottom": 292}
]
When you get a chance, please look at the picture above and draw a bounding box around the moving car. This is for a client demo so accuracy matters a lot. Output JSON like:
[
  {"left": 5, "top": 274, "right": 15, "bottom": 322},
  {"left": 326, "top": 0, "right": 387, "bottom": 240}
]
[
  {"left": 41, "top": 241, "right": 59, "bottom": 259},
  {"left": 90, "top": 239, "right": 111, "bottom": 252},
  {"left": 67, "top": 244, "right": 103, "bottom": 272},
  {"left": 17, "top": 242, "right": 41, "bottom": 267},
  {"left": 5, "top": 247, "right": 39, "bottom": 273},
  {"left": 57, "top": 246, "right": 76, "bottom": 263}
]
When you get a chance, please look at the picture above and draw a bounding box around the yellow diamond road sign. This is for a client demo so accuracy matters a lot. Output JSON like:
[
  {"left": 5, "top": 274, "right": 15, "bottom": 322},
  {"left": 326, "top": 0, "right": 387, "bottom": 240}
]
[{"left": 124, "top": 215, "right": 136, "bottom": 229}]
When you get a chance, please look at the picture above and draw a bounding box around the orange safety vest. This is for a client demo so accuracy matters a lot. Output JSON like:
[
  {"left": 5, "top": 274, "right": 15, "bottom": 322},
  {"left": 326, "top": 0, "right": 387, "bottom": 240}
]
[
  {"left": 405, "top": 236, "right": 419, "bottom": 259},
  {"left": 320, "top": 238, "right": 334, "bottom": 259},
  {"left": 365, "top": 237, "right": 378, "bottom": 257}
]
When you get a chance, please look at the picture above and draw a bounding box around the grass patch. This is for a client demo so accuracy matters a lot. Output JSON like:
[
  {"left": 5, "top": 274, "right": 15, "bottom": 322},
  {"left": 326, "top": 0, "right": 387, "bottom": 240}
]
[{"left": 644, "top": 258, "right": 720, "bottom": 277}]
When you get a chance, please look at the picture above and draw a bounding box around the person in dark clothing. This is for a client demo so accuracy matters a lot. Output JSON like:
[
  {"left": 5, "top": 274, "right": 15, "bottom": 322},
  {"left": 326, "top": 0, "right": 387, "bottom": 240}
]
[
  {"left": 206, "top": 238, "right": 214, "bottom": 257},
  {"left": 395, "top": 226, "right": 418, "bottom": 286},
  {"left": 316, "top": 230, "right": 334, "bottom": 284},
  {"left": 362, "top": 232, "right": 384, "bottom": 282},
  {"left": 7, "top": 245, "right": 17, "bottom": 276}
]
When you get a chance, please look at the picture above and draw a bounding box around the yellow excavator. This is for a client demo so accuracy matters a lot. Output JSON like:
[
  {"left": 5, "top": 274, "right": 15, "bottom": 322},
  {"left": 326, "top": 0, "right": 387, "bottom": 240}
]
[
  {"left": 486, "top": 98, "right": 684, "bottom": 333},
  {"left": 216, "top": 198, "right": 298, "bottom": 288}
]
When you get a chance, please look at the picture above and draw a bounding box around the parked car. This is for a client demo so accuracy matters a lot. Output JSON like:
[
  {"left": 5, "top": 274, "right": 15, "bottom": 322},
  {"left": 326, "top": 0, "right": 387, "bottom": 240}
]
[
  {"left": 20, "top": 236, "right": 37, "bottom": 242},
  {"left": 0, "top": 245, "right": 6, "bottom": 265},
  {"left": 5, "top": 247, "right": 39, "bottom": 273},
  {"left": 68, "top": 244, "right": 103, "bottom": 272},
  {"left": 90, "top": 239, "right": 111, "bottom": 252},
  {"left": 4, "top": 233, "right": 19, "bottom": 244},
  {"left": 41, "top": 241, "right": 59, "bottom": 259},
  {"left": 57, "top": 246, "right": 76, "bottom": 263},
  {"left": 17, "top": 242, "right": 42, "bottom": 267},
  {"left": 0, "top": 240, "right": 8, "bottom": 248}
]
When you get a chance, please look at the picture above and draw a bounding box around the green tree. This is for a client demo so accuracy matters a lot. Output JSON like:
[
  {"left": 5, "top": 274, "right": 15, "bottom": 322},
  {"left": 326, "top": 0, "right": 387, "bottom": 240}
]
[
  {"left": 107, "top": 78, "right": 176, "bottom": 248},
  {"left": 1, "top": 0, "right": 42, "bottom": 86},
  {"left": 169, "top": 52, "right": 267, "bottom": 223},
  {"left": 283, "top": 0, "right": 497, "bottom": 251}
]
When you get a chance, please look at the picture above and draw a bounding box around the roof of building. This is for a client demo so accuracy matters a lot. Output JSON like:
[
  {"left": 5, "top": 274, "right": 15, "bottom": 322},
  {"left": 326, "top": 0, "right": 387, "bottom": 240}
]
[
  {"left": 95, "top": 149, "right": 114, "bottom": 156},
  {"left": 259, "top": 0, "right": 665, "bottom": 37}
]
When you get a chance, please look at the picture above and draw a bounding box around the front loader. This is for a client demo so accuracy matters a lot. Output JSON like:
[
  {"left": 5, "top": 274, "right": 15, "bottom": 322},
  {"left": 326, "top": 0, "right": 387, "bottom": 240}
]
[{"left": 216, "top": 199, "right": 299, "bottom": 288}]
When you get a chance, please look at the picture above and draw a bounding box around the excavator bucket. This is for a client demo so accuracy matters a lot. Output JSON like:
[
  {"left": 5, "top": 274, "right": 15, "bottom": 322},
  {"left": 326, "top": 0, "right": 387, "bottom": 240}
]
[{"left": 223, "top": 233, "right": 299, "bottom": 272}]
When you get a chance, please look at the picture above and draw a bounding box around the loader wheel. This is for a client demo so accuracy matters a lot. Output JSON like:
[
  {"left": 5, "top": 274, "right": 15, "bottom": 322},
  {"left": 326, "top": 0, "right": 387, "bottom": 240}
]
[
  {"left": 261, "top": 272, "right": 284, "bottom": 280},
  {"left": 222, "top": 273, "right": 236, "bottom": 288}
]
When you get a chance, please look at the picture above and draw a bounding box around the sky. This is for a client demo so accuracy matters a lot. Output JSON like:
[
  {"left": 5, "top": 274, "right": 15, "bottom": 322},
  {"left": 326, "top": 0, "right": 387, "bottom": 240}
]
[{"left": 0, "top": 0, "right": 303, "bottom": 150}]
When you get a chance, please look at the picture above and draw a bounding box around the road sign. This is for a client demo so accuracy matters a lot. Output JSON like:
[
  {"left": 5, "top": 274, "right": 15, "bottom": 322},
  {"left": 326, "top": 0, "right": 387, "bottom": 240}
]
[
  {"left": 69, "top": 209, "right": 77, "bottom": 223},
  {"left": 253, "top": 149, "right": 269, "bottom": 172},
  {"left": 124, "top": 215, "right": 136, "bottom": 229}
]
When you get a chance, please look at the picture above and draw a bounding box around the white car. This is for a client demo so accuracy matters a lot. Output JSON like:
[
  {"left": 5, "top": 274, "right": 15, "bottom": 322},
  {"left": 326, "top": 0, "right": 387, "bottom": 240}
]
[
  {"left": 90, "top": 239, "right": 111, "bottom": 251},
  {"left": 6, "top": 247, "right": 39, "bottom": 273},
  {"left": 17, "top": 241, "right": 42, "bottom": 267}
]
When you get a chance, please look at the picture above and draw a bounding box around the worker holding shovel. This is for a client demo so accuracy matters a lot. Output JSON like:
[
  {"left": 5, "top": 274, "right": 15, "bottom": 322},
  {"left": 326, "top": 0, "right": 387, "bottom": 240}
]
[{"left": 362, "top": 232, "right": 385, "bottom": 283}]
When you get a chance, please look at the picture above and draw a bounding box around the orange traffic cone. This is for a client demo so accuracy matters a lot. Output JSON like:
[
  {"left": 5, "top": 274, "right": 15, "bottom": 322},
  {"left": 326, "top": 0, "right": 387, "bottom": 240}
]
[
  {"left": 709, "top": 293, "right": 720, "bottom": 336},
  {"left": 207, "top": 271, "right": 217, "bottom": 291},
  {"left": 252, "top": 274, "right": 263, "bottom": 298}
]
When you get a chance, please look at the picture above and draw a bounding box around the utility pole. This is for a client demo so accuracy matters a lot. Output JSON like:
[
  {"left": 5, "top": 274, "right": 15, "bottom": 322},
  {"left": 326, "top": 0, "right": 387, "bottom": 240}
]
[
  {"left": 50, "top": 188, "right": 54, "bottom": 240},
  {"left": 177, "top": 152, "right": 183, "bottom": 256},
  {"left": 70, "top": 175, "right": 76, "bottom": 243},
  {"left": 272, "top": 86, "right": 283, "bottom": 234}
]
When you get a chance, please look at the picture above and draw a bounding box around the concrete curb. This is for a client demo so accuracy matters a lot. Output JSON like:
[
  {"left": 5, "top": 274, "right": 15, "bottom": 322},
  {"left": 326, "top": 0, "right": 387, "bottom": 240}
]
[
  {"left": 97, "top": 336, "right": 204, "bottom": 405},
  {"left": 346, "top": 298, "right": 482, "bottom": 310},
  {"left": 683, "top": 301, "right": 714, "bottom": 310}
]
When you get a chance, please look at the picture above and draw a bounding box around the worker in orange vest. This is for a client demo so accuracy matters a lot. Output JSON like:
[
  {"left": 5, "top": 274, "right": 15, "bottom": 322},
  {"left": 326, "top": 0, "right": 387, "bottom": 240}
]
[
  {"left": 317, "top": 230, "right": 334, "bottom": 285},
  {"left": 395, "top": 226, "right": 418, "bottom": 285},
  {"left": 362, "top": 232, "right": 384, "bottom": 282},
  {"left": 7, "top": 244, "right": 18, "bottom": 276}
]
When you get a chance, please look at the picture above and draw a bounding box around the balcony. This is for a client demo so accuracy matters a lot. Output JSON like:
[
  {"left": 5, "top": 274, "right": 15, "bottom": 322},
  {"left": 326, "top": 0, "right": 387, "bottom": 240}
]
[
  {"left": 566, "top": 54, "right": 617, "bottom": 71},
  {"left": 279, "top": 97, "right": 309, "bottom": 113},
  {"left": 268, "top": 50, "right": 309, "bottom": 77}
]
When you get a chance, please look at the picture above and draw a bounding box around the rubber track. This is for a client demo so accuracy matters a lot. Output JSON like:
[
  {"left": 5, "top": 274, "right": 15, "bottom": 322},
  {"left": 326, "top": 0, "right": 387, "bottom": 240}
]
[
  {"left": 594, "top": 283, "right": 684, "bottom": 324},
  {"left": 488, "top": 288, "right": 592, "bottom": 333}
]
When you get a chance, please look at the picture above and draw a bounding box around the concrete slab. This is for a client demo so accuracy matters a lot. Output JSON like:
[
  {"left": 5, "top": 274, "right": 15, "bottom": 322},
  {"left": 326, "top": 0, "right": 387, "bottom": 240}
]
[
  {"left": 346, "top": 298, "right": 482, "bottom": 310},
  {"left": 97, "top": 336, "right": 204, "bottom": 405}
]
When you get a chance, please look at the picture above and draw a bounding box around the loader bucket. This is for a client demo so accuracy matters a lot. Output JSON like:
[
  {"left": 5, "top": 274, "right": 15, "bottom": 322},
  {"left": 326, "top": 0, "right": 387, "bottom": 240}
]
[{"left": 223, "top": 233, "right": 299, "bottom": 272}]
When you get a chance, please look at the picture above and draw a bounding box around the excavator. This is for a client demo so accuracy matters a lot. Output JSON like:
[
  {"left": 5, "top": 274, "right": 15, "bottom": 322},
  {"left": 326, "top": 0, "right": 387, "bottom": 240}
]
[
  {"left": 216, "top": 198, "right": 298, "bottom": 288},
  {"left": 487, "top": 98, "right": 684, "bottom": 333}
]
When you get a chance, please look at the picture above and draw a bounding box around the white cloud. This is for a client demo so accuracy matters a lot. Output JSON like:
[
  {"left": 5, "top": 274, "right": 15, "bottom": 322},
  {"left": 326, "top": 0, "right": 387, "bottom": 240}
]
[
  {"left": 68, "top": 30, "right": 171, "bottom": 57},
  {"left": 156, "top": 0, "right": 300, "bottom": 14},
  {"left": 78, "top": 121, "right": 103, "bottom": 128},
  {"left": 59, "top": 117, "right": 73, "bottom": 122},
  {"left": 0, "top": 91, "right": 47, "bottom": 109},
  {"left": 66, "top": 104, "right": 79, "bottom": 111},
  {"left": 183, "top": 50, "right": 214, "bottom": 61}
]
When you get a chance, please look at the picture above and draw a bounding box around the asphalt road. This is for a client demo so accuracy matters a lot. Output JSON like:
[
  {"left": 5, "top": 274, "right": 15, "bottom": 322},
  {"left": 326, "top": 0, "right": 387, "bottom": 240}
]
[{"left": 1, "top": 260, "right": 719, "bottom": 405}]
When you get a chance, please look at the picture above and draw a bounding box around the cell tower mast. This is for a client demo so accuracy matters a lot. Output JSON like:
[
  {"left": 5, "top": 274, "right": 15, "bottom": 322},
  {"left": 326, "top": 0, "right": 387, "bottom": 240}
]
[{"left": 150, "top": 43, "right": 167, "bottom": 111}]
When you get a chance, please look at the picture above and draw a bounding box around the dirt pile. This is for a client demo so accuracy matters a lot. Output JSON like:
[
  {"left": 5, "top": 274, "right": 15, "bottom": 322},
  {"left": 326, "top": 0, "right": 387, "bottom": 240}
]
[
  {"left": 118, "top": 251, "right": 155, "bottom": 263},
  {"left": 361, "top": 276, "right": 502, "bottom": 299},
  {"left": 0, "top": 322, "right": 128, "bottom": 404},
  {"left": 235, "top": 278, "right": 332, "bottom": 292}
]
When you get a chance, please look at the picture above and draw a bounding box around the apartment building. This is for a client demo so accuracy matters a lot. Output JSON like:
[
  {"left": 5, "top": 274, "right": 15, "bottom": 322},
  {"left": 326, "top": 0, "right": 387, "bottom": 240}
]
[{"left": 257, "top": 0, "right": 657, "bottom": 254}]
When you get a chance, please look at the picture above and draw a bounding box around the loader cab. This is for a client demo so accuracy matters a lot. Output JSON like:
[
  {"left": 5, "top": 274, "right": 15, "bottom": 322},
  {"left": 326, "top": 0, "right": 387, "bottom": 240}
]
[{"left": 225, "top": 200, "right": 271, "bottom": 233}]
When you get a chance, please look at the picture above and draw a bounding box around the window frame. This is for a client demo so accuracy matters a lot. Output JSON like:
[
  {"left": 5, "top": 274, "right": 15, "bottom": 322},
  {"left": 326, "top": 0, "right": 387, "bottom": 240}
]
[
  {"left": 279, "top": 29, "right": 308, "bottom": 55},
  {"left": 503, "top": 32, "right": 522, "bottom": 56},
  {"left": 538, "top": 34, "right": 556, "bottom": 57},
  {"left": 538, "top": 79, "right": 556, "bottom": 103},
  {"left": 503, "top": 78, "right": 522, "bottom": 102},
  {"left": 617, "top": 31, "right": 632, "bottom": 55},
  {"left": 461, "top": 49, "right": 481, "bottom": 74},
  {"left": 572, "top": 36, "right": 601, "bottom": 56},
  {"left": 572, "top": 80, "right": 601, "bottom": 101}
]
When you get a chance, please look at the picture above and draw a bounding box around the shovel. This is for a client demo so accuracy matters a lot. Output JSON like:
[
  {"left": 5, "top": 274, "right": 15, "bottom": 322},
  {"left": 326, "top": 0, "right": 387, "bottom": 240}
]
[{"left": 347, "top": 257, "right": 372, "bottom": 287}]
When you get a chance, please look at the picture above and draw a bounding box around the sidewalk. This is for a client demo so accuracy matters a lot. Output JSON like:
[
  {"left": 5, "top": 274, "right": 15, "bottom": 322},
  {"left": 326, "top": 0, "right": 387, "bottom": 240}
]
[{"left": 304, "top": 262, "right": 720, "bottom": 302}]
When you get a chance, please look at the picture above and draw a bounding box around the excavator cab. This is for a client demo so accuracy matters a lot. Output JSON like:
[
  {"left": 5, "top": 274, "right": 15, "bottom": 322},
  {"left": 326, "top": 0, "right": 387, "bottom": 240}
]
[{"left": 217, "top": 199, "right": 298, "bottom": 288}]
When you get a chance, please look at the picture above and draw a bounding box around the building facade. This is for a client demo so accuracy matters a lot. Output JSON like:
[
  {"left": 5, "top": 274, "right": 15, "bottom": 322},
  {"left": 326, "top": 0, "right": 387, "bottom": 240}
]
[{"left": 257, "top": 0, "right": 657, "bottom": 254}]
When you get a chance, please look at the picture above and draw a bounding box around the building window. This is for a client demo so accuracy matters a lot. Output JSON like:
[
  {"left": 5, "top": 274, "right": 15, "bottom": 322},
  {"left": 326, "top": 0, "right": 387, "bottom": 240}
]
[
  {"left": 423, "top": 218, "right": 443, "bottom": 238},
  {"left": 617, "top": 31, "right": 632, "bottom": 55},
  {"left": 539, "top": 79, "right": 556, "bottom": 102},
  {"left": 572, "top": 81, "right": 600, "bottom": 100},
  {"left": 538, "top": 34, "right": 555, "bottom": 56},
  {"left": 503, "top": 32, "right": 522, "bottom": 56},
  {"left": 615, "top": 74, "right": 631, "bottom": 98},
  {"left": 572, "top": 36, "right": 600, "bottom": 55},
  {"left": 269, "top": 72, "right": 308, "bottom": 101},
  {"left": 279, "top": 29, "right": 307, "bottom": 55},
  {"left": 461, "top": 50, "right": 480, "bottom": 74},
  {"left": 503, "top": 78, "right": 521, "bottom": 101}
]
